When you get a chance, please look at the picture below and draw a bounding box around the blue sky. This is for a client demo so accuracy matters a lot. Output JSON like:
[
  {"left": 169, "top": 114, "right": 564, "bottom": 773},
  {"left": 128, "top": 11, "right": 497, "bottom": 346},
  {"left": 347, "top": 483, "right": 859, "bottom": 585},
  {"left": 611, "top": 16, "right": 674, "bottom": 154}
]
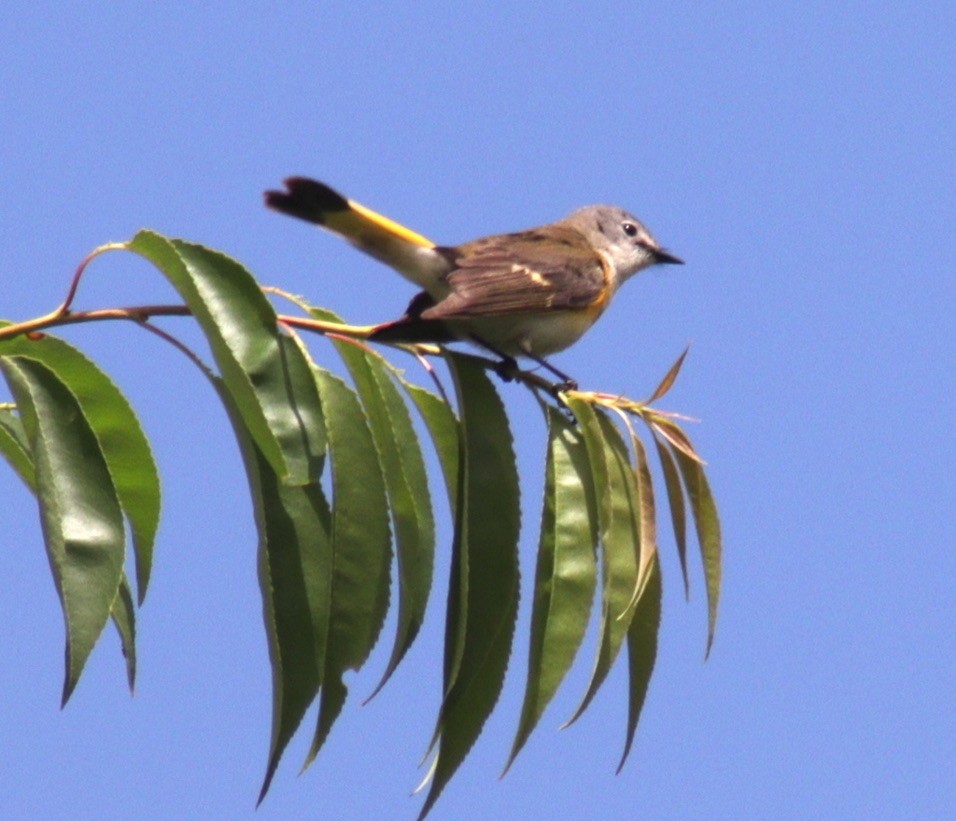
[{"left": 2, "top": 4, "right": 954, "bottom": 819}]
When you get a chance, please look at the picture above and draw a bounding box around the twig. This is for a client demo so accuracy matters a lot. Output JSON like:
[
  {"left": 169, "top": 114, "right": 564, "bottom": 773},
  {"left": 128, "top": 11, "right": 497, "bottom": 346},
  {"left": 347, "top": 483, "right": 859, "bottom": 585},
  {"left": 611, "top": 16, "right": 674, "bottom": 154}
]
[{"left": 0, "top": 305, "right": 192, "bottom": 341}]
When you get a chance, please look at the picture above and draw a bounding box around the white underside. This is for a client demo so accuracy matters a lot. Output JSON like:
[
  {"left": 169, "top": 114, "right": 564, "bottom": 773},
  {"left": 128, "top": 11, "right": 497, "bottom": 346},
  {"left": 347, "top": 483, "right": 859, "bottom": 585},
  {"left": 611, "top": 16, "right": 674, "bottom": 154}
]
[{"left": 445, "top": 309, "right": 601, "bottom": 357}]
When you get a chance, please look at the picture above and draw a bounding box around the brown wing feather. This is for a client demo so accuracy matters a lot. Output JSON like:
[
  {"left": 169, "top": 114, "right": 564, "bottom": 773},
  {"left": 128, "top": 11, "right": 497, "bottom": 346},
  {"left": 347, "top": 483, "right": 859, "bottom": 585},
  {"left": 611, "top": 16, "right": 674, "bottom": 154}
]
[{"left": 421, "top": 228, "right": 609, "bottom": 320}]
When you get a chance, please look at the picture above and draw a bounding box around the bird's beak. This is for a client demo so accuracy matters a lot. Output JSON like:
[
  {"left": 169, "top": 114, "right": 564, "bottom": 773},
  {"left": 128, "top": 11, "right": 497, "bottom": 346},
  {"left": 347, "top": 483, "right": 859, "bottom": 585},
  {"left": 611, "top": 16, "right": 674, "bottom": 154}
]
[{"left": 653, "top": 248, "right": 684, "bottom": 265}]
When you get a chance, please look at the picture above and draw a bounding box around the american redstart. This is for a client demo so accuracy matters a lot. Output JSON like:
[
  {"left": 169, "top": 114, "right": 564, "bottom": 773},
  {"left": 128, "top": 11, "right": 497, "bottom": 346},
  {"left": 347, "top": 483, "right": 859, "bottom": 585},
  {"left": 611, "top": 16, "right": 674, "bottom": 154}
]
[{"left": 265, "top": 177, "right": 682, "bottom": 385}]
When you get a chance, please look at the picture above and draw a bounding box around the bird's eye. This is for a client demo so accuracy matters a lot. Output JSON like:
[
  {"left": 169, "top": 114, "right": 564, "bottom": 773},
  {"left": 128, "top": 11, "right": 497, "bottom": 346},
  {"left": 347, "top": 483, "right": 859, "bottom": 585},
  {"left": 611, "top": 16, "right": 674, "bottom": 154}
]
[{"left": 622, "top": 222, "right": 638, "bottom": 237}]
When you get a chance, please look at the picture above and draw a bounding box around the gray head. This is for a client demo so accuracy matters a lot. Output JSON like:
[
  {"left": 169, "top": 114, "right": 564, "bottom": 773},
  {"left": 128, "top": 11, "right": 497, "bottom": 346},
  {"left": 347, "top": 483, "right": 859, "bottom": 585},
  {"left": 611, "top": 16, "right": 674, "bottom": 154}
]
[{"left": 562, "top": 205, "right": 683, "bottom": 282}]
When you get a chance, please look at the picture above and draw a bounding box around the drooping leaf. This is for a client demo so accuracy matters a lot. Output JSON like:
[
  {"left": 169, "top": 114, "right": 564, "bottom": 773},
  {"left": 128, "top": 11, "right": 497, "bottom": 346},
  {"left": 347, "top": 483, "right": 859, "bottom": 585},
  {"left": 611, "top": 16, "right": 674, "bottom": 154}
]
[
  {"left": 0, "top": 326, "right": 160, "bottom": 602},
  {"left": 618, "top": 412, "right": 658, "bottom": 613},
  {"left": 564, "top": 402, "right": 640, "bottom": 727},
  {"left": 672, "top": 444, "right": 722, "bottom": 657},
  {"left": 400, "top": 377, "right": 460, "bottom": 513},
  {"left": 505, "top": 403, "right": 598, "bottom": 773},
  {"left": 127, "top": 231, "right": 325, "bottom": 485},
  {"left": 0, "top": 406, "right": 34, "bottom": 488},
  {"left": 212, "top": 369, "right": 333, "bottom": 805},
  {"left": 618, "top": 553, "right": 661, "bottom": 773},
  {"left": 319, "top": 318, "right": 433, "bottom": 699},
  {"left": 419, "top": 352, "right": 520, "bottom": 820},
  {"left": 607, "top": 411, "right": 663, "bottom": 769},
  {"left": 306, "top": 367, "right": 391, "bottom": 766},
  {"left": 566, "top": 398, "right": 611, "bottom": 527},
  {"left": 653, "top": 433, "right": 690, "bottom": 599},
  {"left": 110, "top": 574, "right": 137, "bottom": 693},
  {"left": 0, "top": 355, "right": 125, "bottom": 705}
]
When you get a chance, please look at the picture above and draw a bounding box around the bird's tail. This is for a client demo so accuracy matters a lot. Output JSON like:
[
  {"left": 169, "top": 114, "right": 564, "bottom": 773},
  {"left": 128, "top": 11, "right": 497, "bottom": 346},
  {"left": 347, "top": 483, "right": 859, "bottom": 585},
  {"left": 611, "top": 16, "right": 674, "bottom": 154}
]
[{"left": 265, "top": 177, "right": 446, "bottom": 290}]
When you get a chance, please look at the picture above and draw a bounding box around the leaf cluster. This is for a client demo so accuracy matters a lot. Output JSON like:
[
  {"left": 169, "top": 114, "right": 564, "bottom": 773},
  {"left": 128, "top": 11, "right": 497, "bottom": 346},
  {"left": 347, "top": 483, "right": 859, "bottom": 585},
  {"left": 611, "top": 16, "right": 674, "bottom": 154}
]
[{"left": 0, "top": 231, "right": 721, "bottom": 818}]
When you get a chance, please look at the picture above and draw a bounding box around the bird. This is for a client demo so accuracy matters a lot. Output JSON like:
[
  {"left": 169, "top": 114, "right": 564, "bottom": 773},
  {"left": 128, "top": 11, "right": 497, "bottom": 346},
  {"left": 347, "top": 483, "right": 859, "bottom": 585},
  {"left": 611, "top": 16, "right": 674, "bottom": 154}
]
[{"left": 265, "top": 177, "right": 682, "bottom": 387}]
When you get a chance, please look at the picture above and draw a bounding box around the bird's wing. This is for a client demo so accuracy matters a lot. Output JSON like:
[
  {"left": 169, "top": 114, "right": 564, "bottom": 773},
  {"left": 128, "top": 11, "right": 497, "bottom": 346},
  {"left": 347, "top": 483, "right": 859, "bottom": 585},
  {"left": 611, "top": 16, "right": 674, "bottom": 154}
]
[{"left": 422, "top": 228, "right": 610, "bottom": 320}]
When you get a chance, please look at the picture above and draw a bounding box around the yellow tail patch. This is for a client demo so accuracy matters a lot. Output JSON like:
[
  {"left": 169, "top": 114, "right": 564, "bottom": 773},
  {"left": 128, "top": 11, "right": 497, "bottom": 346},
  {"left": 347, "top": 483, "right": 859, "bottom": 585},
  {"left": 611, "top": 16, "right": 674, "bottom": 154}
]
[{"left": 344, "top": 200, "right": 436, "bottom": 249}]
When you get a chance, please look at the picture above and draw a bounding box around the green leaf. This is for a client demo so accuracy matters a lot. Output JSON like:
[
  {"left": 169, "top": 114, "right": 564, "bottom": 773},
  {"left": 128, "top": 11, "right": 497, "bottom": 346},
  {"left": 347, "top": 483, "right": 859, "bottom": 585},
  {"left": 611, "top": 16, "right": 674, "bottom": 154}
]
[
  {"left": 110, "top": 575, "right": 137, "bottom": 693},
  {"left": 306, "top": 368, "right": 391, "bottom": 766},
  {"left": 419, "top": 352, "right": 520, "bottom": 820},
  {"left": 214, "top": 373, "right": 332, "bottom": 804},
  {"left": 0, "top": 356, "right": 125, "bottom": 705},
  {"left": 0, "top": 406, "right": 35, "bottom": 489},
  {"left": 653, "top": 433, "right": 690, "bottom": 599},
  {"left": 672, "top": 445, "right": 722, "bottom": 657},
  {"left": 567, "top": 398, "right": 611, "bottom": 528},
  {"left": 505, "top": 403, "right": 598, "bottom": 773},
  {"left": 322, "top": 323, "right": 433, "bottom": 699},
  {"left": 0, "top": 326, "right": 161, "bottom": 603},
  {"left": 400, "top": 378, "right": 460, "bottom": 513},
  {"left": 127, "top": 231, "right": 325, "bottom": 485},
  {"left": 254, "top": 459, "right": 332, "bottom": 804},
  {"left": 563, "top": 402, "right": 640, "bottom": 727},
  {"left": 618, "top": 553, "right": 661, "bottom": 773},
  {"left": 620, "top": 416, "right": 658, "bottom": 613},
  {"left": 608, "top": 412, "right": 662, "bottom": 769}
]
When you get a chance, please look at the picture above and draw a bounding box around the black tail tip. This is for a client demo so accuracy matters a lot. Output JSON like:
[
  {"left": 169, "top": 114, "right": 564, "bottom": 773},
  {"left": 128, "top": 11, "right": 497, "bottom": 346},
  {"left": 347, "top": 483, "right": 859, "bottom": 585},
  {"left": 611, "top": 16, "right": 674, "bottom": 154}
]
[{"left": 264, "top": 177, "right": 350, "bottom": 223}]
